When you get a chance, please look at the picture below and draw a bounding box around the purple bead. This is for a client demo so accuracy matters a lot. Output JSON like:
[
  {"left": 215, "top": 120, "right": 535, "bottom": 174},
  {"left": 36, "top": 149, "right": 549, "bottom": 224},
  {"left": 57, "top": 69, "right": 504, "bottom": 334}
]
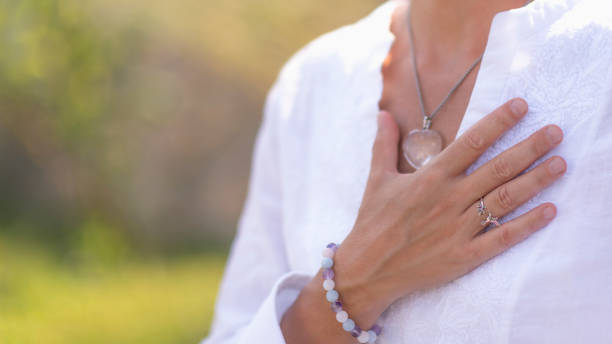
[
  {"left": 322, "top": 268, "right": 335, "bottom": 280},
  {"left": 326, "top": 243, "right": 338, "bottom": 252},
  {"left": 370, "top": 324, "right": 383, "bottom": 336},
  {"left": 331, "top": 301, "right": 343, "bottom": 313},
  {"left": 351, "top": 324, "right": 362, "bottom": 337}
]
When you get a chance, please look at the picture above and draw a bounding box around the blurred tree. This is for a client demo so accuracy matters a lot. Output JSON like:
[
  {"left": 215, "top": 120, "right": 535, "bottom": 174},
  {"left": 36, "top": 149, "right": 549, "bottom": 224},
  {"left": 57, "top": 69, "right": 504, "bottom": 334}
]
[
  {"left": 0, "top": 0, "right": 380, "bottom": 255},
  {"left": 0, "top": 0, "right": 139, "bottom": 251}
]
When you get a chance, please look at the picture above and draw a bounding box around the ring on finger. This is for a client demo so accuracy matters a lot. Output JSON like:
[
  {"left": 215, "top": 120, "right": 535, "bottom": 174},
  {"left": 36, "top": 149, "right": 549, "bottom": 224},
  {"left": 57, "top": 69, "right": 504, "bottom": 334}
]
[{"left": 477, "top": 198, "right": 501, "bottom": 228}]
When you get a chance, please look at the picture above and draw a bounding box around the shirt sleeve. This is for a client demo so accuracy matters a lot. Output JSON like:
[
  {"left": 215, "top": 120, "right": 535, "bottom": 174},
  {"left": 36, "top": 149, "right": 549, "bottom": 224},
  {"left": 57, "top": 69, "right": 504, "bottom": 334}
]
[{"left": 201, "top": 62, "right": 312, "bottom": 343}]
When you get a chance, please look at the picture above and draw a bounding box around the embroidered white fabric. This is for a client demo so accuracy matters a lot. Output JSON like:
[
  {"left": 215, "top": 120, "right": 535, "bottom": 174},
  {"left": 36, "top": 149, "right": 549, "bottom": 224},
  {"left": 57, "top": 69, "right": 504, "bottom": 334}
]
[{"left": 202, "top": 0, "right": 612, "bottom": 343}]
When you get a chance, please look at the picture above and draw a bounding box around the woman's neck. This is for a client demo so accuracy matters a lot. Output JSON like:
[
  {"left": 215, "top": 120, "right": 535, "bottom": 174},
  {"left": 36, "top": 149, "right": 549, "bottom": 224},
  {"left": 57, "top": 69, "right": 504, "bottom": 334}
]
[{"left": 409, "top": 0, "right": 528, "bottom": 63}]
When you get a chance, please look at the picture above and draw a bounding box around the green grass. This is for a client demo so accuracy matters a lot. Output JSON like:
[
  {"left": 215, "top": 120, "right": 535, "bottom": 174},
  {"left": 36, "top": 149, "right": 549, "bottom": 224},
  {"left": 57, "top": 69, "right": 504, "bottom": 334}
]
[{"left": 0, "top": 240, "right": 227, "bottom": 344}]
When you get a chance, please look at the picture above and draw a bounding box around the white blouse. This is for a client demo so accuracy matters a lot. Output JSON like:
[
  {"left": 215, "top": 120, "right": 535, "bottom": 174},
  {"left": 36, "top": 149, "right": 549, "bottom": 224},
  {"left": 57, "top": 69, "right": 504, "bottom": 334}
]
[{"left": 203, "top": 0, "right": 612, "bottom": 343}]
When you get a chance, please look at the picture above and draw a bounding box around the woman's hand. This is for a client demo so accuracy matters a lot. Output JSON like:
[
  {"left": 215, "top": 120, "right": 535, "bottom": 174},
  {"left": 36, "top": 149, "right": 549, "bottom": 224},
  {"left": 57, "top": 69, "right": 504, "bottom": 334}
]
[
  {"left": 333, "top": 98, "right": 565, "bottom": 327},
  {"left": 281, "top": 98, "right": 565, "bottom": 343}
]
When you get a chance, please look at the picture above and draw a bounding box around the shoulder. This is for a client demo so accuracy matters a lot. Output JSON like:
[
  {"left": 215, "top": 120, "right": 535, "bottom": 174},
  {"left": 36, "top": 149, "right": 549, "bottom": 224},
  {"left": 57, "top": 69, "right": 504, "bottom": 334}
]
[
  {"left": 508, "top": 0, "right": 612, "bottom": 83},
  {"left": 548, "top": 0, "right": 612, "bottom": 45},
  {"left": 542, "top": 0, "right": 612, "bottom": 78}
]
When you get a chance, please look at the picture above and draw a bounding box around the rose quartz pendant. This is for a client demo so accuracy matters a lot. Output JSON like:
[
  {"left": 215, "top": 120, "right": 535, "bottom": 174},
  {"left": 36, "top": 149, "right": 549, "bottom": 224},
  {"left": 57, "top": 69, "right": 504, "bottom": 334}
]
[{"left": 402, "top": 128, "right": 443, "bottom": 169}]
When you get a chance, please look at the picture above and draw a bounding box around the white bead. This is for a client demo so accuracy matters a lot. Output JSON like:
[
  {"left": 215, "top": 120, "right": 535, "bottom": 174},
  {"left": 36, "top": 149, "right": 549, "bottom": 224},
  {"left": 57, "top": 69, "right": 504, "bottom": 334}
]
[
  {"left": 323, "top": 279, "right": 335, "bottom": 291},
  {"left": 357, "top": 331, "right": 370, "bottom": 343},
  {"left": 336, "top": 311, "right": 348, "bottom": 323},
  {"left": 326, "top": 290, "right": 339, "bottom": 302},
  {"left": 322, "top": 247, "right": 335, "bottom": 258},
  {"left": 367, "top": 330, "right": 377, "bottom": 343},
  {"left": 342, "top": 319, "right": 355, "bottom": 332}
]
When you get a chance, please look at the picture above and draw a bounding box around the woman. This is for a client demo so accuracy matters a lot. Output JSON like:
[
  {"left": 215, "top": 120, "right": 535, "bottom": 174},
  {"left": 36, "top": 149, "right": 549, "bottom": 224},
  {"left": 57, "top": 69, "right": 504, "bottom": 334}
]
[{"left": 204, "top": 0, "right": 612, "bottom": 342}]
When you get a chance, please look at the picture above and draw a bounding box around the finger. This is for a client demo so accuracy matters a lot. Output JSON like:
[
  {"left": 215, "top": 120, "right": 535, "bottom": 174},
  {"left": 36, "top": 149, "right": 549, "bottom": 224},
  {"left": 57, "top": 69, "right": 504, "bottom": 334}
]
[
  {"left": 465, "top": 156, "right": 566, "bottom": 234},
  {"left": 466, "top": 203, "right": 556, "bottom": 266},
  {"left": 433, "top": 98, "right": 528, "bottom": 175},
  {"left": 371, "top": 111, "right": 400, "bottom": 175},
  {"left": 464, "top": 125, "right": 564, "bottom": 201}
]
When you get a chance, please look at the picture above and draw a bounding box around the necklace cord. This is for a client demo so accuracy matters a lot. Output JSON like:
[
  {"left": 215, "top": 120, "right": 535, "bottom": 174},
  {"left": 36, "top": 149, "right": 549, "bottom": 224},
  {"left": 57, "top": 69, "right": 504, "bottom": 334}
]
[{"left": 407, "top": 12, "right": 484, "bottom": 128}]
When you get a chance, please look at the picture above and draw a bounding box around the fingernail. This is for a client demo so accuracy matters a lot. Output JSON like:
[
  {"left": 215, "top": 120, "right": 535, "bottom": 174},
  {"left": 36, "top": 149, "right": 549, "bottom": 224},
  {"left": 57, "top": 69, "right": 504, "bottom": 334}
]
[
  {"left": 510, "top": 99, "right": 528, "bottom": 117},
  {"left": 543, "top": 206, "right": 556, "bottom": 220},
  {"left": 546, "top": 126, "right": 563, "bottom": 145},
  {"left": 548, "top": 158, "right": 566, "bottom": 175}
]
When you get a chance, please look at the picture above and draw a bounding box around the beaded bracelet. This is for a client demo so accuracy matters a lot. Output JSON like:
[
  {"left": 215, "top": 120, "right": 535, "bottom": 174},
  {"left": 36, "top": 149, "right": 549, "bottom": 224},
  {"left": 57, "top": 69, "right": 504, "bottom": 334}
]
[{"left": 321, "top": 243, "right": 383, "bottom": 343}]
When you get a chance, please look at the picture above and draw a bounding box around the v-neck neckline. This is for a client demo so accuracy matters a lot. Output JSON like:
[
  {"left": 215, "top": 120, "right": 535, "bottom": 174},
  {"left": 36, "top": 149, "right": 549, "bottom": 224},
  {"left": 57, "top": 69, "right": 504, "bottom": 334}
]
[{"left": 375, "top": 0, "right": 555, "bottom": 142}]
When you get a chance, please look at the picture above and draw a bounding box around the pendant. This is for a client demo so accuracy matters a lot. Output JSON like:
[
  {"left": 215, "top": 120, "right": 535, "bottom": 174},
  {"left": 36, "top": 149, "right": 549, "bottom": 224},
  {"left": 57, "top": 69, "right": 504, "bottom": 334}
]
[{"left": 402, "top": 128, "right": 443, "bottom": 170}]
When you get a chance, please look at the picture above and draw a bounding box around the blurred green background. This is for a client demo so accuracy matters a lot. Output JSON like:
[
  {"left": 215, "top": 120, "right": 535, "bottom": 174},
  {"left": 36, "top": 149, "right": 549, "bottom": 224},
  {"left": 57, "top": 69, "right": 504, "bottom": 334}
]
[{"left": 0, "top": 0, "right": 381, "bottom": 343}]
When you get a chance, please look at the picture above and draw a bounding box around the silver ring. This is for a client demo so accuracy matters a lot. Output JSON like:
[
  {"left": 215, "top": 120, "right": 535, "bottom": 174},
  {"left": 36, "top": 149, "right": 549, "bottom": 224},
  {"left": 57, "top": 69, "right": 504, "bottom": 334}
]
[{"left": 477, "top": 198, "right": 501, "bottom": 227}]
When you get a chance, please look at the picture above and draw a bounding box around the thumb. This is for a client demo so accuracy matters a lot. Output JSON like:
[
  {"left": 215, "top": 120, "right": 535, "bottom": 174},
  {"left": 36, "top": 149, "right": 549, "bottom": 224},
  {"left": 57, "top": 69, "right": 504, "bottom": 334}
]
[{"left": 371, "top": 110, "right": 400, "bottom": 175}]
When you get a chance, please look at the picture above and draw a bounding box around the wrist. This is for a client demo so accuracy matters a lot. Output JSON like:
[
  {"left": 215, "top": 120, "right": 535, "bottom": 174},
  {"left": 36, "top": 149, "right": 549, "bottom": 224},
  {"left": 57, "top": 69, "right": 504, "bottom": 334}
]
[
  {"left": 329, "top": 244, "right": 394, "bottom": 329},
  {"left": 282, "top": 273, "right": 355, "bottom": 344}
]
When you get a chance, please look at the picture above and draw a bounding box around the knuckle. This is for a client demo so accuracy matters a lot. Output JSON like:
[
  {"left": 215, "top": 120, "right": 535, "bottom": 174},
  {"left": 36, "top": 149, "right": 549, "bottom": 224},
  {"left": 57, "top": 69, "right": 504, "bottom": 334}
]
[
  {"left": 535, "top": 166, "right": 551, "bottom": 186},
  {"left": 496, "top": 185, "right": 514, "bottom": 211},
  {"left": 463, "top": 244, "right": 484, "bottom": 264},
  {"left": 497, "top": 227, "right": 515, "bottom": 249},
  {"left": 417, "top": 176, "right": 437, "bottom": 193},
  {"left": 420, "top": 166, "right": 444, "bottom": 185},
  {"left": 499, "top": 108, "right": 518, "bottom": 129},
  {"left": 527, "top": 209, "right": 544, "bottom": 228},
  {"left": 533, "top": 131, "right": 550, "bottom": 156},
  {"left": 463, "top": 130, "right": 484, "bottom": 151},
  {"left": 492, "top": 157, "right": 513, "bottom": 179},
  {"left": 368, "top": 169, "right": 384, "bottom": 184},
  {"left": 369, "top": 168, "right": 394, "bottom": 187}
]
